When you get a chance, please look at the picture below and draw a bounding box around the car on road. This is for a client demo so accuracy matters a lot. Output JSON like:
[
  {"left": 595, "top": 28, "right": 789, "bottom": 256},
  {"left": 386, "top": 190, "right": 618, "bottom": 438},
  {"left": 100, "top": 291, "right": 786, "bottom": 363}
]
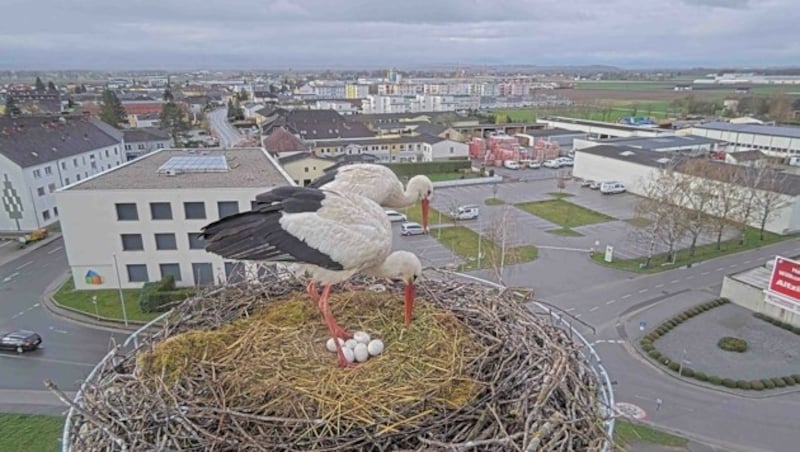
[
  {"left": 451, "top": 204, "right": 480, "bottom": 220},
  {"left": 0, "top": 330, "right": 42, "bottom": 353},
  {"left": 543, "top": 159, "right": 560, "bottom": 168},
  {"left": 400, "top": 222, "right": 426, "bottom": 236},
  {"left": 503, "top": 160, "right": 521, "bottom": 170},
  {"left": 556, "top": 157, "right": 574, "bottom": 167},
  {"left": 600, "top": 181, "right": 626, "bottom": 194},
  {"left": 385, "top": 210, "right": 408, "bottom": 222},
  {"left": 589, "top": 180, "right": 603, "bottom": 190},
  {"left": 580, "top": 179, "right": 594, "bottom": 188},
  {"left": 528, "top": 160, "right": 542, "bottom": 169}
]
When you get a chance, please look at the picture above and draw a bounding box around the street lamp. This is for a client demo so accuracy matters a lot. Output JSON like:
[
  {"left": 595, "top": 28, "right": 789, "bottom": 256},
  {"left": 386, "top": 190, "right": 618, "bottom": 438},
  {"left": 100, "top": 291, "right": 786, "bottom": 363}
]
[
  {"left": 91, "top": 295, "right": 99, "bottom": 320},
  {"left": 112, "top": 254, "right": 129, "bottom": 327},
  {"left": 678, "top": 349, "right": 692, "bottom": 376}
]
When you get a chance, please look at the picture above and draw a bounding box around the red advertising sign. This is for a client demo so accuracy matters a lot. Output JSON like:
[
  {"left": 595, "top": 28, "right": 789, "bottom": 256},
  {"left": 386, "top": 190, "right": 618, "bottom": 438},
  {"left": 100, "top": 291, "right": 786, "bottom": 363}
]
[{"left": 767, "top": 256, "right": 800, "bottom": 303}]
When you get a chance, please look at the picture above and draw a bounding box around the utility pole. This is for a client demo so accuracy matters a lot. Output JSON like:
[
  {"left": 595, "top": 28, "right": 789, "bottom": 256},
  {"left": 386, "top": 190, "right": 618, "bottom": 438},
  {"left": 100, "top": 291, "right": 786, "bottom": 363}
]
[{"left": 112, "top": 254, "right": 129, "bottom": 326}]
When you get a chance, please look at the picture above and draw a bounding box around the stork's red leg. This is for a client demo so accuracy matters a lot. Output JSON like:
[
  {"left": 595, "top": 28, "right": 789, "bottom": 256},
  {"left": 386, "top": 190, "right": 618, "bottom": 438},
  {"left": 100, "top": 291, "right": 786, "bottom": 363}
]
[
  {"left": 306, "top": 281, "right": 320, "bottom": 305},
  {"left": 318, "top": 284, "right": 353, "bottom": 367}
]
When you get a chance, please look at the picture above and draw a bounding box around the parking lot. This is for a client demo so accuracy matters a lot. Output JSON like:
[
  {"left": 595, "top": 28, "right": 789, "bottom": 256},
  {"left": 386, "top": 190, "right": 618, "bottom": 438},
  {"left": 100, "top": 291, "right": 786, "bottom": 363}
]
[{"left": 390, "top": 223, "right": 463, "bottom": 269}]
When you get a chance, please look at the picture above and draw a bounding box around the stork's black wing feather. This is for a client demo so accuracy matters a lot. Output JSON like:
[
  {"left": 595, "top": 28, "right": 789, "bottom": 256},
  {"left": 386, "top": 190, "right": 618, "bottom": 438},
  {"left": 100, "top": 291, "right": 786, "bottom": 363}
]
[
  {"left": 202, "top": 186, "right": 344, "bottom": 270},
  {"left": 304, "top": 169, "right": 338, "bottom": 189}
]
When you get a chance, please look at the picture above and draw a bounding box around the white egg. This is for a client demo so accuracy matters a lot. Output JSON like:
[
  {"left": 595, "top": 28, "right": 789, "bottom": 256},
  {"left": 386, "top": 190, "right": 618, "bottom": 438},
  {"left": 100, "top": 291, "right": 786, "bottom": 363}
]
[
  {"left": 341, "top": 346, "right": 355, "bottom": 363},
  {"left": 353, "top": 343, "right": 370, "bottom": 363},
  {"left": 353, "top": 331, "right": 371, "bottom": 345},
  {"left": 345, "top": 339, "right": 359, "bottom": 350},
  {"left": 326, "top": 337, "right": 344, "bottom": 353},
  {"left": 367, "top": 339, "right": 384, "bottom": 356}
]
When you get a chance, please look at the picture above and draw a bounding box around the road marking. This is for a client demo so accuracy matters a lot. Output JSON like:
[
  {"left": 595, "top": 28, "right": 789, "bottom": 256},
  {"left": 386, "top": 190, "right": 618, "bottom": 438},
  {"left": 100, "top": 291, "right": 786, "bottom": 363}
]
[
  {"left": 48, "top": 326, "right": 70, "bottom": 334},
  {"left": 2, "top": 272, "right": 19, "bottom": 282},
  {"left": 47, "top": 245, "right": 63, "bottom": 255},
  {"left": 606, "top": 299, "right": 617, "bottom": 305},
  {"left": 15, "top": 261, "right": 33, "bottom": 270},
  {"left": 0, "top": 354, "right": 93, "bottom": 367},
  {"left": 0, "top": 241, "right": 10, "bottom": 248},
  {"left": 638, "top": 289, "right": 648, "bottom": 293},
  {"left": 621, "top": 294, "right": 632, "bottom": 299},
  {"left": 565, "top": 307, "right": 576, "bottom": 312},
  {"left": 655, "top": 283, "right": 664, "bottom": 288},
  {"left": 670, "top": 279, "right": 679, "bottom": 284},
  {"left": 729, "top": 264, "right": 737, "bottom": 268},
  {"left": 589, "top": 306, "right": 600, "bottom": 312},
  {"left": 701, "top": 271, "right": 710, "bottom": 275},
  {"left": 11, "top": 311, "right": 24, "bottom": 319},
  {"left": 715, "top": 267, "right": 724, "bottom": 272},
  {"left": 744, "top": 260, "right": 752, "bottom": 264},
  {"left": 575, "top": 314, "right": 583, "bottom": 318},
  {"left": 32, "top": 303, "right": 39, "bottom": 308},
  {"left": 686, "top": 275, "right": 694, "bottom": 279}
]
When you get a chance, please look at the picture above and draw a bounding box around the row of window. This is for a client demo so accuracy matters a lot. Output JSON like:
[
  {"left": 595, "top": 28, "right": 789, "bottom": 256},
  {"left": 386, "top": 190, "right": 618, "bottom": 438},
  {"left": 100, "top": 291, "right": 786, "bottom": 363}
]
[
  {"left": 121, "top": 232, "right": 205, "bottom": 251},
  {"left": 32, "top": 148, "right": 120, "bottom": 179},
  {"left": 42, "top": 207, "right": 58, "bottom": 221},
  {"left": 126, "top": 261, "right": 244, "bottom": 286},
  {"left": 115, "top": 200, "right": 243, "bottom": 222}
]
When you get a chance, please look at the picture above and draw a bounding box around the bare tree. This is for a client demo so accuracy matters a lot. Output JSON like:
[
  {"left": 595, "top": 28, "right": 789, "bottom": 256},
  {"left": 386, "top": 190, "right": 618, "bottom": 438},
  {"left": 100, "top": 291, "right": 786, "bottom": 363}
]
[
  {"left": 483, "top": 206, "right": 517, "bottom": 285},
  {"left": 699, "top": 163, "right": 745, "bottom": 250},
  {"left": 675, "top": 160, "right": 717, "bottom": 257},
  {"left": 751, "top": 172, "right": 792, "bottom": 240}
]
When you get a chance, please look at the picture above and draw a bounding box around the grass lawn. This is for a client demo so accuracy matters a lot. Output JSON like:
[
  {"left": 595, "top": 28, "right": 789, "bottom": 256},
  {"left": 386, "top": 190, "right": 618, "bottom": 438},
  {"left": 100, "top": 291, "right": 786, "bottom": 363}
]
[
  {"left": 53, "top": 277, "right": 159, "bottom": 322},
  {"left": 436, "top": 226, "right": 538, "bottom": 271},
  {"left": 626, "top": 217, "right": 653, "bottom": 228},
  {"left": 547, "top": 192, "right": 574, "bottom": 198},
  {"left": 516, "top": 199, "right": 614, "bottom": 228},
  {"left": 574, "top": 81, "right": 678, "bottom": 91},
  {"left": 401, "top": 203, "right": 452, "bottom": 225},
  {"left": 426, "top": 172, "right": 478, "bottom": 182},
  {"left": 547, "top": 227, "right": 584, "bottom": 237},
  {"left": 484, "top": 197, "right": 505, "bottom": 206},
  {"left": 594, "top": 227, "right": 791, "bottom": 273},
  {"left": 614, "top": 419, "right": 688, "bottom": 449},
  {"left": 0, "top": 413, "right": 63, "bottom": 452}
]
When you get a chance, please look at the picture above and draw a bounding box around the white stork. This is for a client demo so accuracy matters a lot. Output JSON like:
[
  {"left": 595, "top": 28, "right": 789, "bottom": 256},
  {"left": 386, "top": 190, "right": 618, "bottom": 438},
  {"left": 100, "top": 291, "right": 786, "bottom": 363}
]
[
  {"left": 201, "top": 186, "right": 423, "bottom": 367},
  {"left": 303, "top": 163, "right": 435, "bottom": 232}
]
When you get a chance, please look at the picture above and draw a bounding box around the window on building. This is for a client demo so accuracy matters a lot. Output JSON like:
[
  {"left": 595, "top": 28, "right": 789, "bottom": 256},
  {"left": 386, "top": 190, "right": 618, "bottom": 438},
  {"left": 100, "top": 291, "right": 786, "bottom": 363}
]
[
  {"left": 125, "top": 144, "right": 132, "bottom": 151},
  {"left": 115, "top": 203, "right": 139, "bottom": 221},
  {"left": 159, "top": 263, "right": 182, "bottom": 281},
  {"left": 53, "top": 206, "right": 58, "bottom": 216},
  {"left": 184, "top": 202, "right": 206, "bottom": 219},
  {"left": 217, "top": 201, "right": 239, "bottom": 218},
  {"left": 154, "top": 233, "right": 177, "bottom": 250},
  {"left": 37, "top": 187, "right": 45, "bottom": 196},
  {"left": 105, "top": 150, "right": 110, "bottom": 158},
  {"left": 115, "top": 147, "right": 118, "bottom": 154},
  {"left": 138, "top": 144, "right": 145, "bottom": 150},
  {"left": 188, "top": 233, "right": 205, "bottom": 250},
  {"left": 91, "top": 161, "right": 97, "bottom": 170},
  {"left": 61, "top": 162, "right": 66, "bottom": 170},
  {"left": 45, "top": 166, "right": 52, "bottom": 175},
  {"left": 126, "top": 264, "right": 149, "bottom": 283},
  {"left": 224, "top": 261, "right": 246, "bottom": 284},
  {"left": 42, "top": 210, "right": 50, "bottom": 221},
  {"left": 84, "top": 172, "right": 88, "bottom": 177},
  {"left": 76, "top": 174, "right": 81, "bottom": 181},
  {"left": 73, "top": 158, "right": 78, "bottom": 167},
  {"left": 121, "top": 234, "right": 144, "bottom": 251},
  {"left": 192, "top": 263, "right": 214, "bottom": 286},
  {"left": 48, "top": 183, "right": 56, "bottom": 193},
  {"left": 304, "top": 167, "right": 309, "bottom": 173},
  {"left": 450, "top": 147, "right": 455, "bottom": 154},
  {"left": 89, "top": 154, "right": 95, "bottom": 160},
  {"left": 150, "top": 202, "right": 172, "bottom": 220},
  {"left": 250, "top": 200, "right": 259, "bottom": 210},
  {"left": 33, "top": 169, "right": 41, "bottom": 179}
]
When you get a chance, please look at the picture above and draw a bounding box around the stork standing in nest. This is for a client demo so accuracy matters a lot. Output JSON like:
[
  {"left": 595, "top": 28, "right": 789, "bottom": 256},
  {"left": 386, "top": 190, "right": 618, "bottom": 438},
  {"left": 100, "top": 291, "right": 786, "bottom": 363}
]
[{"left": 202, "top": 186, "right": 422, "bottom": 367}]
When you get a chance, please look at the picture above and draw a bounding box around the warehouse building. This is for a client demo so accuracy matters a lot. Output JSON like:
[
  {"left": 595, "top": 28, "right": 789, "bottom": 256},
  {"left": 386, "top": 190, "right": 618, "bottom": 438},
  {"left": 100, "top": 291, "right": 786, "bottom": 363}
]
[{"left": 688, "top": 122, "right": 800, "bottom": 158}]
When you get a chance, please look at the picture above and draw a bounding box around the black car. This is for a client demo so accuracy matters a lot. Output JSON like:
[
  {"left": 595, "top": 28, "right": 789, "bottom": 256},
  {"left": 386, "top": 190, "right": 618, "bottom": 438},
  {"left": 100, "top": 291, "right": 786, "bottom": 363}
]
[{"left": 0, "top": 330, "right": 42, "bottom": 353}]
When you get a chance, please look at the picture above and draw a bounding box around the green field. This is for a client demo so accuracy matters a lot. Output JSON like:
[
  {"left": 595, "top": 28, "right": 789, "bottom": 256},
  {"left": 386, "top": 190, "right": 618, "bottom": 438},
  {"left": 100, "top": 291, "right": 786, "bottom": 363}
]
[
  {"left": 516, "top": 199, "right": 614, "bottom": 229},
  {"left": 436, "top": 226, "right": 538, "bottom": 271},
  {"left": 426, "top": 172, "right": 478, "bottom": 182},
  {"left": 574, "top": 81, "right": 677, "bottom": 91},
  {"left": 0, "top": 413, "right": 63, "bottom": 452},
  {"left": 614, "top": 420, "right": 689, "bottom": 449},
  {"left": 491, "top": 101, "right": 674, "bottom": 123},
  {"left": 53, "top": 277, "right": 157, "bottom": 322}
]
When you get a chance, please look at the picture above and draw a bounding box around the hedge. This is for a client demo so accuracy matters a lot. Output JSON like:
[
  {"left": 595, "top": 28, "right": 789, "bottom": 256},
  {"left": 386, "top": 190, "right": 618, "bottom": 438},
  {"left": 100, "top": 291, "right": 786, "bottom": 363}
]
[
  {"left": 717, "top": 336, "right": 748, "bottom": 353},
  {"left": 637, "top": 297, "right": 800, "bottom": 391},
  {"left": 138, "top": 275, "right": 194, "bottom": 313},
  {"left": 751, "top": 312, "right": 800, "bottom": 336},
  {"left": 383, "top": 161, "right": 471, "bottom": 177}
]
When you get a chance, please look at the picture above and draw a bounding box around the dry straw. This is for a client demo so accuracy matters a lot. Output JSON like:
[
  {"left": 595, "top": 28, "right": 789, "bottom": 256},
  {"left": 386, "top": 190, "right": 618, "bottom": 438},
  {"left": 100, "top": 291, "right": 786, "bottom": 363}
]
[{"left": 53, "top": 273, "right": 608, "bottom": 451}]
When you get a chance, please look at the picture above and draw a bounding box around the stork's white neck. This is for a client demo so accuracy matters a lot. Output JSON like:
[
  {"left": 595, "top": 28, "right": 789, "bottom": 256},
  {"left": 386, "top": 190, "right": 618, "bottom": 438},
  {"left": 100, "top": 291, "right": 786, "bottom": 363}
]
[{"left": 382, "top": 181, "right": 417, "bottom": 209}]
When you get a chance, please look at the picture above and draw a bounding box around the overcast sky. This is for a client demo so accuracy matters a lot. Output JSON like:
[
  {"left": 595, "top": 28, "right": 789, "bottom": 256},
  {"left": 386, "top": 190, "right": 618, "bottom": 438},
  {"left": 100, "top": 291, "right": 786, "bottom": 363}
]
[{"left": 1, "top": 0, "right": 797, "bottom": 70}]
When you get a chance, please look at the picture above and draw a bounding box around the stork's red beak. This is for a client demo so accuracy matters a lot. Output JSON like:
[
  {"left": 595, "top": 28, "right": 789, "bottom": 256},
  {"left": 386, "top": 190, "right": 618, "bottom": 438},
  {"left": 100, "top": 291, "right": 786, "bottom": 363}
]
[
  {"left": 421, "top": 198, "right": 430, "bottom": 233},
  {"left": 404, "top": 283, "right": 416, "bottom": 326}
]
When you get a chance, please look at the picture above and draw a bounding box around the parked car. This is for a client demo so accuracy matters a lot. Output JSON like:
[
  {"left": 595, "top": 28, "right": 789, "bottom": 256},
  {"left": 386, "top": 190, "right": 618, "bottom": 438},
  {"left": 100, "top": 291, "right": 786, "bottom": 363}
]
[
  {"left": 451, "top": 204, "right": 480, "bottom": 220},
  {"left": 600, "top": 181, "right": 626, "bottom": 194},
  {"left": 385, "top": 210, "right": 407, "bottom": 222},
  {"left": 400, "top": 222, "right": 426, "bottom": 236},
  {"left": 0, "top": 330, "right": 42, "bottom": 353},
  {"left": 580, "top": 179, "right": 594, "bottom": 188},
  {"left": 556, "top": 157, "right": 574, "bottom": 167},
  {"left": 589, "top": 180, "right": 603, "bottom": 190},
  {"left": 503, "top": 160, "right": 521, "bottom": 170},
  {"left": 528, "top": 160, "right": 541, "bottom": 169},
  {"left": 543, "top": 159, "right": 560, "bottom": 169}
]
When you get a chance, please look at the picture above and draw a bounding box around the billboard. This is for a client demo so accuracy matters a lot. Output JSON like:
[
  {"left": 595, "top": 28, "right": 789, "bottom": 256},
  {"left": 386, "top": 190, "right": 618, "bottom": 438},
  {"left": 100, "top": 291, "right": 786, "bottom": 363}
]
[{"left": 766, "top": 256, "right": 800, "bottom": 313}]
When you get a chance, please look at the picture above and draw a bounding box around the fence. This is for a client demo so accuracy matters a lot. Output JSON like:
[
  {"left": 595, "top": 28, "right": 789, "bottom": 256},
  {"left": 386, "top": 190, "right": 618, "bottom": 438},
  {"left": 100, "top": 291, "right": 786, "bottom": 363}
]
[{"left": 62, "top": 268, "right": 614, "bottom": 451}]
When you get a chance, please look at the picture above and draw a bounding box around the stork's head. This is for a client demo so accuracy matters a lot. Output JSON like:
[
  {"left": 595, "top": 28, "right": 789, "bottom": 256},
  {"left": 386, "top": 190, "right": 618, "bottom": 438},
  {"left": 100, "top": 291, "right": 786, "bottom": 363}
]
[
  {"left": 407, "top": 175, "right": 434, "bottom": 232},
  {"left": 380, "top": 251, "right": 423, "bottom": 326}
]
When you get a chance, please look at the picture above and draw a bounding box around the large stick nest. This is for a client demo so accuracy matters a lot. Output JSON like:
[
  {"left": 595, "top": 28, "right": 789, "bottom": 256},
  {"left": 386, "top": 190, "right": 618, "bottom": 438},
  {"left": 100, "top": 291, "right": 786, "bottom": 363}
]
[{"left": 61, "top": 272, "right": 609, "bottom": 451}]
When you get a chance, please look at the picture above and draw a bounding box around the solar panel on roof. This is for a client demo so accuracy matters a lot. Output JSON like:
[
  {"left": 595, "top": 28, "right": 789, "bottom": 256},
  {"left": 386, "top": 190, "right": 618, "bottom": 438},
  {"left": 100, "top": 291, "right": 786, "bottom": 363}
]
[{"left": 157, "top": 155, "right": 229, "bottom": 174}]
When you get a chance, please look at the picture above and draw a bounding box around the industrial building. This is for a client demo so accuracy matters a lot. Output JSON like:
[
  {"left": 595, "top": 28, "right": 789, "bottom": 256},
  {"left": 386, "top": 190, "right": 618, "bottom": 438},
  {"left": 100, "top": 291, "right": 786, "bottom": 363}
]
[
  {"left": 721, "top": 260, "right": 800, "bottom": 327},
  {"left": 56, "top": 148, "right": 294, "bottom": 290},
  {"left": 536, "top": 117, "right": 673, "bottom": 139},
  {"left": 574, "top": 135, "right": 723, "bottom": 154},
  {"left": 687, "top": 122, "right": 800, "bottom": 158}
]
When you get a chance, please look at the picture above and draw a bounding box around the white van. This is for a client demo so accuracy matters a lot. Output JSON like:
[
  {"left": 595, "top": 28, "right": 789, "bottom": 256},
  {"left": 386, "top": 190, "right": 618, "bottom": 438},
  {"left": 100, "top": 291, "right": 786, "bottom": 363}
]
[
  {"left": 600, "top": 181, "right": 626, "bottom": 194},
  {"left": 451, "top": 204, "right": 480, "bottom": 220},
  {"left": 503, "top": 160, "right": 520, "bottom": 170}
]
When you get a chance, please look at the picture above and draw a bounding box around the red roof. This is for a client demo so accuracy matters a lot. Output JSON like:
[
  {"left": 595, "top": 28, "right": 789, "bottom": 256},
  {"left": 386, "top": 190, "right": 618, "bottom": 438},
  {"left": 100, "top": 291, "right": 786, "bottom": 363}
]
[
  {"left": 122, "top": 102, "right": 163, "bottom": 116},
  {"left": 263, "top": 127, "right": 308, "bottom": 154}
]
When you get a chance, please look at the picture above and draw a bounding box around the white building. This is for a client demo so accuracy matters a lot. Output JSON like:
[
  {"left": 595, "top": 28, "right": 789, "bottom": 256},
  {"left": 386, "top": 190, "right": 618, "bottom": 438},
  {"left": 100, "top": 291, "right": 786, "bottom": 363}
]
[
  {"left": 537, "top": 117, "right": 673, "bottom": 139},
  {"left": 0, "top": 115, "right": 124, "bottom": 233},
  {"left": 56, "top": 148, "right": 294, "bottom": 290},
  {"left": 688, "top": 122, "right": 800, "bottom": 158},
  {"left": 573, "top": 145, "right": 800, "bottom": 235},
  {"left": 122, "top": 128, "right": 173, "bottom": 161},
  {"left": 573, "top": 135, "right": 723, "bottom": 154}
]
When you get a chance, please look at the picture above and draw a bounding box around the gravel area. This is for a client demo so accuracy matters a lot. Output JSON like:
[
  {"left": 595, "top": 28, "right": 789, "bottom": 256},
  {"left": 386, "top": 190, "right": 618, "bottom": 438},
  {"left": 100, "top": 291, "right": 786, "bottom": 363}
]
[{"left": 656, "top": 303, "right": 800, "bottom": 380}]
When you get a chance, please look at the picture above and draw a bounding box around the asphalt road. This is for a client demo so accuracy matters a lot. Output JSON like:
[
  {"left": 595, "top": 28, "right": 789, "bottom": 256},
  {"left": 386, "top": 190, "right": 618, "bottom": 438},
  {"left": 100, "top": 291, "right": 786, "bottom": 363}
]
[
  {"left": 0, "top": 238, "right": 125, "bottom": 403},
  {"left": 207, "top": 108, "right": 243, "bottom": 148}
]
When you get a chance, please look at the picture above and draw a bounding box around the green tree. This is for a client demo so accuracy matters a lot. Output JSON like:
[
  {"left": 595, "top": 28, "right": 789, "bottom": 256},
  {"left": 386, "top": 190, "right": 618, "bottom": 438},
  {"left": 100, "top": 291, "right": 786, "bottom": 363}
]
[
  {"left": 160, "top": 101, "right": 188, "bottom": 141},
  {"left": 163, "top": 88, "right": 174, "bottom": 102},
  {"left": 47, "top": 81, "right": 57, "bottom": 92},
  {"left": 98, "top": 89, "right": 127, "bottom": 127},
  {"left": 4, "top": 96, "right": 21, "bottom": 117},
  {"left": 79, "top": 84, "right": 87, "bottom": 94},
  {"left": 35, "top": 76, "right": 45, "bottom": 91}
]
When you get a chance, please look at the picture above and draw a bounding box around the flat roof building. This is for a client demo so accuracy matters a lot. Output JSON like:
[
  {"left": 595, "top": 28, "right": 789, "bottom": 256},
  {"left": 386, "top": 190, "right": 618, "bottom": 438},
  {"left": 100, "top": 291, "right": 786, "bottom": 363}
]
[
  {"left": 688, "top": 121, "right": 800, "bottom": 158},
  {"left": 56, "top": 148, "right": 294, "bottom": 290}
]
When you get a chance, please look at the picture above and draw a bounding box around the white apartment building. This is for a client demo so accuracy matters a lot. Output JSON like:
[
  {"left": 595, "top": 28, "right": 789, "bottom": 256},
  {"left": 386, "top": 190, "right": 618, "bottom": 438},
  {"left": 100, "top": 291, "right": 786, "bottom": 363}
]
[
  {"left": 0, "top": 115, "right": 124, "bottom": 232},
  {"left": 56, "top": 148, "right": 294, "bottom": 290}
]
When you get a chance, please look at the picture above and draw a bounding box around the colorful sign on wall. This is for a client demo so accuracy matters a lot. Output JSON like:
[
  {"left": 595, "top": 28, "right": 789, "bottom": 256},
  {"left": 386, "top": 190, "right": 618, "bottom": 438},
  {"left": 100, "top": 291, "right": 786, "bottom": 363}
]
[{"left": 85, "top": 270, "right": 103, "bottom": 285}]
